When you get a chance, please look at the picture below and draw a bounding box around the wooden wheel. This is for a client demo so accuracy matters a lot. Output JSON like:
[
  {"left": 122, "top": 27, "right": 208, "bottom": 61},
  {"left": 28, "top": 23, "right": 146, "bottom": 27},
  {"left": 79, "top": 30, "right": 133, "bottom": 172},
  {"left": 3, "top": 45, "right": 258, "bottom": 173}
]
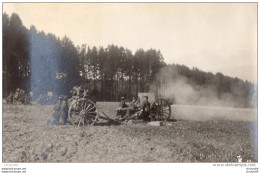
[
  {"left": 150, "top": 99, "right": 171, "bottom": 121},
  {"left": 68, "top": 98, "right": 99, "bottom": 126}
]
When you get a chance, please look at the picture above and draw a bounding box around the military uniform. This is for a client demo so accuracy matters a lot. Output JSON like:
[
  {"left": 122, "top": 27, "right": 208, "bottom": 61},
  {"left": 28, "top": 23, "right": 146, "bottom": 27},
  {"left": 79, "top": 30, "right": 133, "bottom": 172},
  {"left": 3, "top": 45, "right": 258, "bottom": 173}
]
[
  {"left": 83, "top": 89, "right": 89, "bottom": 98},
  {"left": 52, "top": 100, "right": 61, "bottom": 124},
  {"left": 119, "top": 101, "right": 128, "bottom": 109},
  {"left": 6, "top": 92, "right": 14, "bottom": 103},
  {"left": 130, "top": 98, "right": 141, "bottom": 110},
  {"left": 14, "top": 89, "right": 20, "bottom": 100},
  {"left": 140, "top": 98, "right": 150, "bottom": 120},
  {"left": 70, "top": 86, "right": 78, "bottom": 97},
  {"left": 51, "top": 96, "right": 68, "bottom": 125},
  {"left": 116, "top": 97, "right": 129, "bottom": 118},
  {"left": 59, "top": 100, "right": 68, "bottom": 125}
]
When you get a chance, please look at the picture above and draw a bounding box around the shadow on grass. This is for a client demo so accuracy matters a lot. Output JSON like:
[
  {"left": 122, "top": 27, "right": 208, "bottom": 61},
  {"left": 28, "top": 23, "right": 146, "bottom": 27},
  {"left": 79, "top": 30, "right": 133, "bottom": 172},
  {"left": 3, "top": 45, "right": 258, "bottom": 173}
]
[
  {"left": 96, "top": 120, "right": 122, "bottom": 126},
  {"left": 167, "top": 118, "right": 178, "bottom": 122}
]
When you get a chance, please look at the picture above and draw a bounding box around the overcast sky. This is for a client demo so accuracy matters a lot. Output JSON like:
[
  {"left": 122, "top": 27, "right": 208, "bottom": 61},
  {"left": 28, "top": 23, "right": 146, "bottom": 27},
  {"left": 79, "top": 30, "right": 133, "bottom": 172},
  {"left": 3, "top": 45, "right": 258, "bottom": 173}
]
[{"left": 3, "top": 3, "right": 257, "bottom": 83}]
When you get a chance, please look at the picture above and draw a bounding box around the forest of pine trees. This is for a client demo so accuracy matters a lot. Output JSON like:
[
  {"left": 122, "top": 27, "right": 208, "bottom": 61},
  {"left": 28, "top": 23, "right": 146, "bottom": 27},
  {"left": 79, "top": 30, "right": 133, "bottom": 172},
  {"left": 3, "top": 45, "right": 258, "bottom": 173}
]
[{"left": 2, "top": 13, "right": 256, "bottom": 108}]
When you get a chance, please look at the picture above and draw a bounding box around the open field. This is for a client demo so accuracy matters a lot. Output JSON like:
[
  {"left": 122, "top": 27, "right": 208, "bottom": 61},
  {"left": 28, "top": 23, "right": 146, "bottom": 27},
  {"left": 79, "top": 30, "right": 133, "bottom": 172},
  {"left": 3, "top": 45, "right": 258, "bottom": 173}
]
[{"left": 2, "top": 102, "right": 257, "bottom": 162}]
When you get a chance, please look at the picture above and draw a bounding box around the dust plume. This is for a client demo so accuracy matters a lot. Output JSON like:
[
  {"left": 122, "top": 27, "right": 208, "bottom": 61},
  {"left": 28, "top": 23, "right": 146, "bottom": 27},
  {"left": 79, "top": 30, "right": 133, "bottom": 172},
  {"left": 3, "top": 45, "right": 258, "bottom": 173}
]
[
  {"left": 151, "top": 65, "right": 256, "bottom": 108},
  {"left": 149, "top": 65, "right": 257, "bottom": 124}
]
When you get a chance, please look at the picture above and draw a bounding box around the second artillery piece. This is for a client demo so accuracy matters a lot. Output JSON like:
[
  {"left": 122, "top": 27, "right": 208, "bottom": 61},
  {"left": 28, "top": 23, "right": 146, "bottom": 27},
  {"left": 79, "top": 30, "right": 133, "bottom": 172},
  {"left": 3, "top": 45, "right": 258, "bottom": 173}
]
[{"left": 116, "top": 92, "right": 172, "bottom": 121}]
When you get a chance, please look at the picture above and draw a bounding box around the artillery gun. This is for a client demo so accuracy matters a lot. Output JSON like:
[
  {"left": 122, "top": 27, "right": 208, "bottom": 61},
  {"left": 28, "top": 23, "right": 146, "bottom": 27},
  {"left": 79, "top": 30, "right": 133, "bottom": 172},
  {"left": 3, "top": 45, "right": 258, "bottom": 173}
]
[
  {"left": 11, "top": 89, "right": 30, "bottom": 104},
  {"left": 67, "top": 92, "right": 172, "bottom": 126},
  {"left": 116, "top": 92, "right": 172, "bottom": 121},
  {"left": 67, "top": 96, "right": 99, "bottom": 126}
]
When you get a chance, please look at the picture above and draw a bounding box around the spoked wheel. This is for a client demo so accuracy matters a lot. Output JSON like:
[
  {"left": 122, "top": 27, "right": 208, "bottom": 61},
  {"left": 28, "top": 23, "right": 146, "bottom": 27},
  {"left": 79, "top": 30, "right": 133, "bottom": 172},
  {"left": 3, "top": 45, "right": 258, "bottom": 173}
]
[
  {"left": 150, "top": 99, "right": 171, "bottom": 121},
  {"left": 68, "top": 98, "right": 99, "bottom": 126}
]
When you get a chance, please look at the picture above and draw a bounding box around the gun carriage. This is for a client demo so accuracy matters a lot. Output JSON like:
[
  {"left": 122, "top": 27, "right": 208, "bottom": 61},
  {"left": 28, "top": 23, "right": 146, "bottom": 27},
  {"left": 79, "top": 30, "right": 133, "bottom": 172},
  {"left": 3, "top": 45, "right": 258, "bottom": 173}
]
[{"left": 67, "top": 92, "right": 172, "bottom": 126}]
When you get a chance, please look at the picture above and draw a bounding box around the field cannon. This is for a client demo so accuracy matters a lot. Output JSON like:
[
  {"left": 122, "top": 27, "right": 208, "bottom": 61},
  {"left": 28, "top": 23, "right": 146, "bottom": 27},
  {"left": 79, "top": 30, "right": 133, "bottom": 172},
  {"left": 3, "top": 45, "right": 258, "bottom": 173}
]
[
  {"left": 66, "top": 92, "right": 172, "bottom": 126},
  {"left": 10, "top": 89, "right": 30, "bottom": 105},
  {"left": 116, "top": 92, "right": 172, "bottom": 121}
]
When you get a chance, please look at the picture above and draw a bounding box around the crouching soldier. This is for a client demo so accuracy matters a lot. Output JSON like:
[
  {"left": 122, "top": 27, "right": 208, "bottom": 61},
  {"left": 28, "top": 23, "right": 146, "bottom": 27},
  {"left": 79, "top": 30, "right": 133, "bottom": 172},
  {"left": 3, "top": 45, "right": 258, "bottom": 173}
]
[
  {"left": 139, "top": 96, "right": 150, "bottom": 120},
  {"left": 130, "top": 96, "right": 140, "bottom": 110},
  {"left": 6, "top": 92, "right": 14, "bottom": 104},
  {"left": 47, "top": 95, "right": 68, "bottom": 125},
  {"left": 116, "top": 97, "right": 129, "bottom": 118}
]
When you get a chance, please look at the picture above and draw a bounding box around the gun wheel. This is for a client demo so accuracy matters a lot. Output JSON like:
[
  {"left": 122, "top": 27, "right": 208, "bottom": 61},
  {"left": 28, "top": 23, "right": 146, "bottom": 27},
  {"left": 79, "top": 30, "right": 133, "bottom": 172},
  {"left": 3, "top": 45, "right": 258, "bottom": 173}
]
[
  {"left": 68, "top": 98, "right": 99, "bottom": 126},
  {"left": 150, "top": 99, "right": 171, "bottom": 121}
]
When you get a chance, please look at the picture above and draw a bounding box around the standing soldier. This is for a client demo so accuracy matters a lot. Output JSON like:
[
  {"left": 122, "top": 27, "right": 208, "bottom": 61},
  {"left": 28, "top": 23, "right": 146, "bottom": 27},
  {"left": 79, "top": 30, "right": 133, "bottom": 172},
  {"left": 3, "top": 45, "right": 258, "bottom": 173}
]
[
  {"left": 50, "top": 95, "right": 68, "bottom": 125},
  {"left": 140, "top": 96, "right": 150, "bottom": 120},
  {"left": 59, "top": 98, "right": 68, "bottom": 125},
  {"left": 51, "top": 96, "right": 63, "bottom": 124}
]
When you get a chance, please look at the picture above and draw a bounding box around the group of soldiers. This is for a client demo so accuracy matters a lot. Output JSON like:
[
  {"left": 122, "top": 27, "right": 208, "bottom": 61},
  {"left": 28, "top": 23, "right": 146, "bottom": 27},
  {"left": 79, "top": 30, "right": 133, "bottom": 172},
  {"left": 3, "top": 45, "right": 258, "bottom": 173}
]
[
  {"left": 47, "top": 85, "right": 88, "bottom": 125},
  {"left": 70, "top": 85, "right": 89, "bottom": 98},
  {"left": 45, "top": 85, "right": 152, "bottom": 125},
  {"left": 117, "top": 95, "right": 151, "bottom": 120},
  {"left": 6, "top": 88, "right": 30, "bottom": 104}
]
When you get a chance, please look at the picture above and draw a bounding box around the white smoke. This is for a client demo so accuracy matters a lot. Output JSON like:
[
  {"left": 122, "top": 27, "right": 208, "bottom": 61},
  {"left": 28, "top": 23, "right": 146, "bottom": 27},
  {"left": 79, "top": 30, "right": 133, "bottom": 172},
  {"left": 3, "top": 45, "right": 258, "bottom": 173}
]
[{"left": 151, "top": 65, "right": 254, "bottom": 108}]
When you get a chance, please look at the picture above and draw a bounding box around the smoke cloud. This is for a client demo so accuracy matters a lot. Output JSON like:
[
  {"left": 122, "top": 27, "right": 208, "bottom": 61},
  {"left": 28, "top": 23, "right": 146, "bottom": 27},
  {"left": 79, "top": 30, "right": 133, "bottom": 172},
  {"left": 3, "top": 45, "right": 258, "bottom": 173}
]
[
  {"left": 150, "top": 65, "right": 257, "bottom": 123},
  {"left": 151, "top": 65, "right": 256, "bottom": 108}
]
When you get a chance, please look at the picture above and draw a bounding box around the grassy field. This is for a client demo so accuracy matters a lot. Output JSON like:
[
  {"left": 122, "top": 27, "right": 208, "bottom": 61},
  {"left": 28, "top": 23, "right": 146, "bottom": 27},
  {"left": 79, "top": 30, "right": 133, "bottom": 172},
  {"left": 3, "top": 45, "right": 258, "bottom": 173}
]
[{"left": 2, "top": 102, "right": 257, "bottom": 162}]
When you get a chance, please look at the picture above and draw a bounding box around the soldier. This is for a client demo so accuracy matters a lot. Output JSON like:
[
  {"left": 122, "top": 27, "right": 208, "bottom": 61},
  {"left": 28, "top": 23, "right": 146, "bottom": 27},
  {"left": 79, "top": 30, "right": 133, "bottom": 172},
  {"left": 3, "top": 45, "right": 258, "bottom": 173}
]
[
  {"left": 119, "top": 96, "right": 141, "bottom": 118},
  {"left": 59, "top": 98, "right": 68, "bottom": 125},
  {"left": 14, "top": 88, "right": 20, "bottom": 99},
  {"left": 83, "top": 88, "right": 89, "bottom": 98},
  {"left": 140, "top": 96, "right": 150, "bottom": 120},
  {"left": 118, "top": 97, "right": 137, "bottom": 118},
  {"left": 129, "top": 96, "right": 140, "bottom": 110},
  {"left": 116, "top": 97, "right": 128, "bottom": 118},
  {"left": 48, "top": 95, "right": 68, "bottom": 125},
  {"left": 119, "top": 97, "right": 128, "bottom": 109},
  {"left": 136, "top": 97, "right": 141, "bottom": 107},
  {"left": 70, "top": 86, "right": 78, "bottom": 97},
  {"left": 13, "top": 88, "right": 20, "bottom": 103},
  {"left": 6, "top": 92, "right": 14, "bottom": 104},
  {"left": 19, "top": 89, "right": 26, "bottom": 103},
  {"left": 24, "top": 93, "right": 31, "bottom": 104},
  {"left": 77, "top": 86, "right": 84, "bottom": 97},
  {"left": 51, "top": 96, "right": 63, "bottom": 124}
]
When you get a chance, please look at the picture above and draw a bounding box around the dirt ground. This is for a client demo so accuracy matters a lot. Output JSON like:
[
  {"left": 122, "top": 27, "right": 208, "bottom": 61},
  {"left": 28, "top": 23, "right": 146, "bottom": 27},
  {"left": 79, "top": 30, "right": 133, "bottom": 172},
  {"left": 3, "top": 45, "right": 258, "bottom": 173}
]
[{"left": 2, "top": 102, "right": 258, "bottom": 162}]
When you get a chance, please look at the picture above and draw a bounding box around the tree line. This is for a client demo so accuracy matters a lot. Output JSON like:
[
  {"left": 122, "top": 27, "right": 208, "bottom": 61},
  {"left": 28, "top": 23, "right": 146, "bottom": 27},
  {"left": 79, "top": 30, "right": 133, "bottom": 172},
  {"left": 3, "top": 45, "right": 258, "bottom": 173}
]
[{"left": 2, "top": 13, "right": 256, "bottom": 107}]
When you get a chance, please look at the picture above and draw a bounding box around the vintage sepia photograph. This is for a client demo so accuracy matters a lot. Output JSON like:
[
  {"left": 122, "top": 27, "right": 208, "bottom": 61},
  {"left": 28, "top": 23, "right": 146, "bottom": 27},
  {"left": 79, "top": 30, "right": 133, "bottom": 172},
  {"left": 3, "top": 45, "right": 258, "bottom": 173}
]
[{"left": 1, "top": 2, "right": 258, "bottom": 168}]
